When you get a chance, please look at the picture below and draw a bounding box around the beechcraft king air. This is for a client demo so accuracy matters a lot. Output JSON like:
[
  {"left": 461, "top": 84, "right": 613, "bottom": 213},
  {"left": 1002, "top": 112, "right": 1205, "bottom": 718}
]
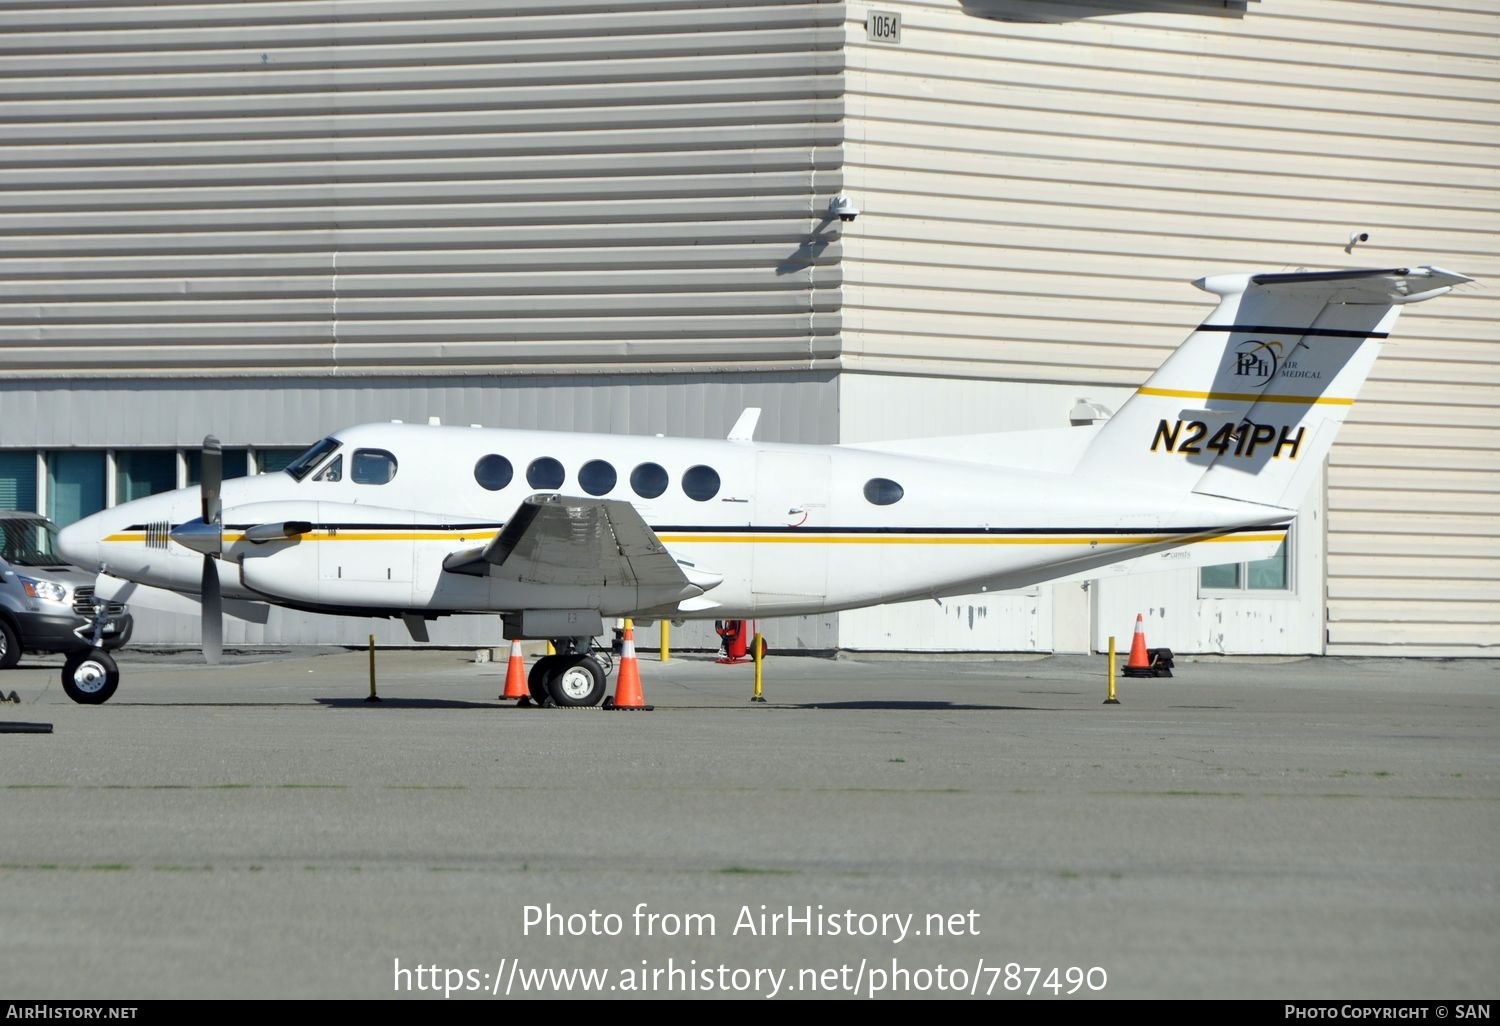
[{"left": 55, "top": 266, "right": 1470, "bottom": 704}]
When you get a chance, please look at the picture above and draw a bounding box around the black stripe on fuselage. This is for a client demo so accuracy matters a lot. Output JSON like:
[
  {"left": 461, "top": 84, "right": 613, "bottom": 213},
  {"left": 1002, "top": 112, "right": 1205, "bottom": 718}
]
[{"left": 1195, "top": 324, "right": 1388, "bottom": 339}]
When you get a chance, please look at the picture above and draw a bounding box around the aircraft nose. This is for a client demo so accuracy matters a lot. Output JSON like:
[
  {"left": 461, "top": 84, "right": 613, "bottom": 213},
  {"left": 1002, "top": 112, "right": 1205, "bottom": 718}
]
[{"left": 57, "top": 516, "right": 104, "bottom": 572}]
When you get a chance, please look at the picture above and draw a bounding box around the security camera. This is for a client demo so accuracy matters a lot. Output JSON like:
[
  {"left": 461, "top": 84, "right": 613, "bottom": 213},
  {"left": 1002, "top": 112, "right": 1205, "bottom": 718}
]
[
  {"left": 1345, "top": 230, "right": 1370, "bottom": 254},
  {"left": 829, "top": 195, "right": 860, "bottom": 222}
]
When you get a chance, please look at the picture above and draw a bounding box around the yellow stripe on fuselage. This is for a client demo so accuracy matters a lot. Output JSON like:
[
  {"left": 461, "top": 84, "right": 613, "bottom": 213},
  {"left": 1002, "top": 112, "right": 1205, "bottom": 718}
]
[{"left": 1136, "top": 386, "right": 1355, "bottom": 406}]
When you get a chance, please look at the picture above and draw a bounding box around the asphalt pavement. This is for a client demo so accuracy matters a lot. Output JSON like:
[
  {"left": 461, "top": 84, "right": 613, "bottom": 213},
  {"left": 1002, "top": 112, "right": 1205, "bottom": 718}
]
[{"left": 2, "top": 647, "right": 1496, "bottom": 1000}]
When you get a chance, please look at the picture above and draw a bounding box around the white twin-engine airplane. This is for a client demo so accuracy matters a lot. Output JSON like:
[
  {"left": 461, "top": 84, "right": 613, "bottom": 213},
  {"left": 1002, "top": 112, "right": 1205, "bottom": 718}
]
[{"left": 56, "top": 266, "right": 1469, "bottom": 705}]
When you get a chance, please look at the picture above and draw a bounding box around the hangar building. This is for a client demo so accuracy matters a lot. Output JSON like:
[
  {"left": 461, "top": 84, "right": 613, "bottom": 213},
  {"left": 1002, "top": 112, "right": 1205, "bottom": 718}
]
[{"left": 1, "top": 0, "right": 1494, "bottom": 656}]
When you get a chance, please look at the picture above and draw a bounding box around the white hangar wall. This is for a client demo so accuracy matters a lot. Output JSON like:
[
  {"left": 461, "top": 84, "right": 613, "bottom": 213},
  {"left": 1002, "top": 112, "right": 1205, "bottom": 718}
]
[{"left": 837, "top": 0, "right": 1499, "bottom": 656}]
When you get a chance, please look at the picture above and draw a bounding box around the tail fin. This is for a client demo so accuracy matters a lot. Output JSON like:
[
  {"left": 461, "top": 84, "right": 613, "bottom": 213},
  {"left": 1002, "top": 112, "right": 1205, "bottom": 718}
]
[{"left": 1077, "top": 266, "right": 1470, "bottom": 510}]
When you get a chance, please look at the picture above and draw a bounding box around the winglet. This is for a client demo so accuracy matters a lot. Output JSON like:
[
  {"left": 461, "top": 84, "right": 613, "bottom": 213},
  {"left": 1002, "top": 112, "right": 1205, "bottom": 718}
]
[{"left": 728, "top": 408, "right": 761, "bottom": 442}]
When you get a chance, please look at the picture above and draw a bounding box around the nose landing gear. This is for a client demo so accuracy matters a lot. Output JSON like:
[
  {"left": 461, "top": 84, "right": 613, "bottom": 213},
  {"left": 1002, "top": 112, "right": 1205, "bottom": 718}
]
[{"left": 62, "top": 598, "right": 121, "bottom": 705}]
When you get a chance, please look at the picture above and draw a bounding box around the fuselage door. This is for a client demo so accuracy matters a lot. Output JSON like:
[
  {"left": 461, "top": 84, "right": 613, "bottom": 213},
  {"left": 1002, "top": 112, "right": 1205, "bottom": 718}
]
[{"left": 751, "top": 451, "right": 830, "bottom": 603}]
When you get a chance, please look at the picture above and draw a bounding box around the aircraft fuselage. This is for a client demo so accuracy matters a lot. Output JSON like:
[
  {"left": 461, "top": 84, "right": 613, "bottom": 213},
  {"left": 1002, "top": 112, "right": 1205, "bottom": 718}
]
[{"left": 63, "top": 421, "right": 1288, "bottom": 621}]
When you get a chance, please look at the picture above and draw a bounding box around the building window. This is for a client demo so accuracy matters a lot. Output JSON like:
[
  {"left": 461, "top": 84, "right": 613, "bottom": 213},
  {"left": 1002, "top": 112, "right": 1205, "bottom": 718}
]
[
  {"left": 1200, "top": 533, "right": 1293, "bottom": 593},
  {"left": 187, "top": 449, "right": 249, "bottom": 484},
  {"left": 115, "top": 450, "right": 177, "bottom": 504},
  {"left": 578, "top": 460, "right": 616, "bottom": 496},
  {"left": 474, "top": 454, "right": 513, "bottom": 491},
  {"left": 0, "top": 452, "right": 38, "bottom": 513},
  {"left": 629, "top": 462, "right": 668, "bottom": 499},
  {"left": 681, "top": 465, "right": 720, "bottom": 501},
  {"left": 351, "top": 449, "right": 397, "bottom": 485},
  {"left": 47, "top": 451, "right": 106, "bottom": 528}
]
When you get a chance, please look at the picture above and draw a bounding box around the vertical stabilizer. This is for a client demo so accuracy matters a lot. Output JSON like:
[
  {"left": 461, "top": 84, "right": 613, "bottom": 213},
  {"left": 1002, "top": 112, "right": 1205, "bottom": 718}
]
[{"left": 1076, "top": 267, "right": 1470, "bottom": 510}]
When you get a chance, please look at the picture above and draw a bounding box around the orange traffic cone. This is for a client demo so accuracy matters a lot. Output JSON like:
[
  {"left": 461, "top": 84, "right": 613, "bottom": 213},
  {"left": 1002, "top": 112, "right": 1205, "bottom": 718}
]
[
  {"left": 604, "top": 621, "right": 653, "bottom": 711},
  {"left": 501, "top": 639, "right": 529, "bottom": 700},
  {"left": 1122, "top": 613, "right": 1155, "bottom": 678}
]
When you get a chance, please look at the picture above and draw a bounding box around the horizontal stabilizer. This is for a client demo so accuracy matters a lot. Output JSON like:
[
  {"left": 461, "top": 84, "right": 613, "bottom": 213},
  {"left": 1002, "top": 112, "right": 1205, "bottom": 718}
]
[{"left": 1233, "top": 266, "right": 1473, "bottom": 304}]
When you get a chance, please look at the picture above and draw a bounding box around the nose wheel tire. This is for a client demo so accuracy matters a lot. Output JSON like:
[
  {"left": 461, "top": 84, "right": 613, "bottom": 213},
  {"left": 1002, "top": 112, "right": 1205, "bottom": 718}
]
[
  {"left": 62, "top": 649, "right": 119, "bottom": 705},
  {"left": 546, "top": 655, "right": 606, "bottom": 707}
]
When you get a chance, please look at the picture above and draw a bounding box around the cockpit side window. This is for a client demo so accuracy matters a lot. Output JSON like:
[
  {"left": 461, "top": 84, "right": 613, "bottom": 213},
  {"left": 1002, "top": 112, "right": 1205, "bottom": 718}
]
[
  {"left": 284, "top": 437, "right": 341, "bottom": 482},
  {"left": 351, "top": 449, "right": 398, "bottom": 485},
  {"left": 313, "top": 454, "right": 343, "bottom": 482}
]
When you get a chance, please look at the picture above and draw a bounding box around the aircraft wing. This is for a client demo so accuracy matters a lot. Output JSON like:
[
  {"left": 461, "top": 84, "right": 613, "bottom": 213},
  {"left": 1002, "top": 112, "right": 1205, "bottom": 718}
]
[{"left": 441, "top": 494, "right": 691, "bottom": 590}]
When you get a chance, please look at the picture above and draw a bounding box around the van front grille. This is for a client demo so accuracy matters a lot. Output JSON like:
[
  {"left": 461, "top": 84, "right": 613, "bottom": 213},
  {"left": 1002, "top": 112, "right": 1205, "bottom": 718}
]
[{"left": 72, "top": 587, "right": 127, "bottom": 617}]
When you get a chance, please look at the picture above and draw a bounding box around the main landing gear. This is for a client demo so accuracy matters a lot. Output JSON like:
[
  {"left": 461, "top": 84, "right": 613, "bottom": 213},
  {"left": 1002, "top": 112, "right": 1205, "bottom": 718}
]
[{"left": 523, "top": 637, "right": 613, "bottom": 708}]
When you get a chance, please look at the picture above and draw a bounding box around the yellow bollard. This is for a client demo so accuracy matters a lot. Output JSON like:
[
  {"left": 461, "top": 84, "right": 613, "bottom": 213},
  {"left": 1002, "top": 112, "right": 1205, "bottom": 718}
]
[
  {"left": 1104, "top": 635, "right": 1119, "bottom": 705},
  {"left": 750, "top": 632, "right": 766, "bottom": 703},
  {"left": 660, "top": 620, "right": 671, "bottom": 663},
  {"left": 365, "top": 633, "right": 381, "bottom": 703}
]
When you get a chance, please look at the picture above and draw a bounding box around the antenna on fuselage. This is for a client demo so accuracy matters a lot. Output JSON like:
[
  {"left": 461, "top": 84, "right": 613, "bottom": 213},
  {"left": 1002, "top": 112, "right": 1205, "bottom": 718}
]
[{"left": 728, "top": 408, "right": 761, "bottom": 442}]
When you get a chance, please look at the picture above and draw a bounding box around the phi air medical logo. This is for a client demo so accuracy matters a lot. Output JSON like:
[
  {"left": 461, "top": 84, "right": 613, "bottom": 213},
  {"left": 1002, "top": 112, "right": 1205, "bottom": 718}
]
[{"left": 1233, "top": 339, "right": 1282, "bottom": 386}]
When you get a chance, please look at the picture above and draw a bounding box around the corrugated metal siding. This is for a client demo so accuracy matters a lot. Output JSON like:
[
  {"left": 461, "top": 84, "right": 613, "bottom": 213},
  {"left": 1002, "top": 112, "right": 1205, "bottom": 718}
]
[
  {"left": 0, "top": 0, "right": 845, "bottom": 375},
  {"left": 0, "top": 371, "right": 839, "bottom": 447},
  {"left": 843, "top": 0, "right": 1499, "bottom": 655}
]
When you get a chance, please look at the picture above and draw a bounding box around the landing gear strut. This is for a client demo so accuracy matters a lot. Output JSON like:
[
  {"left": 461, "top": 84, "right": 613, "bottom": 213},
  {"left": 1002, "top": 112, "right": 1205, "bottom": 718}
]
[
  {"left": 62, "top": 597, "right": 122, "bottom": 705},
  {"left": 524, "top": 637, "right": 609, "bottom": 708}
]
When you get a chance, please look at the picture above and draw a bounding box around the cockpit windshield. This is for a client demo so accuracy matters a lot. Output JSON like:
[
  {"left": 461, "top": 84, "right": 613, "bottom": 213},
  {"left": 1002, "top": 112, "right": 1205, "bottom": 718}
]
[
  {"left": 0, "top": 517, "right": 63, "bottom": 568},
  {"left": 283, "top": 437, "right": 342, "bottom": 482}
]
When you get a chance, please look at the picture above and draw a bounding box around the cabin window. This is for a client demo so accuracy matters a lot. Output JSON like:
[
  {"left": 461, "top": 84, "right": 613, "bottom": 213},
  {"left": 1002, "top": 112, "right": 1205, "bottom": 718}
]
[
  {"left": 474, "top": 454, "right": 513, "bottom": 491},
  {"left": 284, "top": 437, "right": 341, "bottom": 482},
  {"left": 630, "top": 462, "right": 669, "bottom": 499},
  {"left": 863, "top": 478, "right": 904, "bottom": 506},
  {"left": 682, "top": 465, "right": 720, "bottom": 501},
  {"left": 527, "top": 457, "right": 565, "bottom": 490},
  {"left": 313, "top": 455, "right": 343, "bottom": 483},
  {"left": 351, "top": 449, "right": 398, "bottom": 485},
  {"left": 579, "top": 460, "right": 617, "bottom": 496}
]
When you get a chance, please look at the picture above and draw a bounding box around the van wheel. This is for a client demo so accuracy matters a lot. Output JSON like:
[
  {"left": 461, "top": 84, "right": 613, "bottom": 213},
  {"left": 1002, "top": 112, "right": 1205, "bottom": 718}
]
[
  {"left": 0, "top": 620, "right": 19, "bottom": 670},
  {"left": 62, "top": 649, "right": 119, "bottom": 705}
]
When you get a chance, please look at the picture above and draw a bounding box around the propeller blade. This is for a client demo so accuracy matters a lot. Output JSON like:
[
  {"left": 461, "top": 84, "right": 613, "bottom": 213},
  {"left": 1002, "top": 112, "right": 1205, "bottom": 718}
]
[
  {"left": 200, "top": 555, "right": 223, "bottom": 665},
  {"left": 201, "top": 435, "right": 222, "bottom": 525}
]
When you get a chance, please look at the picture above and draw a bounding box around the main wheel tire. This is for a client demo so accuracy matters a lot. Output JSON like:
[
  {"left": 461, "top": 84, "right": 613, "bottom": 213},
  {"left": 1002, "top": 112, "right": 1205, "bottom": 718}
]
[
  {"left": 62, "top": 649, "right": 119, "bottom": 705},
  {"left": 527, "top": 655, "right": 557, "bottom": 704},
  {"left": 0, "top": 619, "right": 20, "bottom": 670},
  {"left": 546, "top": 655, "right": 606, "bottom": 707}
]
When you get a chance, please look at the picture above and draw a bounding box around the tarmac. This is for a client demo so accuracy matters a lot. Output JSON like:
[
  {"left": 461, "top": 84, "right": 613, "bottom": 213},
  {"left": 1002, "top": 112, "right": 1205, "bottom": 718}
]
[{"left": 1, "top": 646, "right": 1496, "bottom": 1000}]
